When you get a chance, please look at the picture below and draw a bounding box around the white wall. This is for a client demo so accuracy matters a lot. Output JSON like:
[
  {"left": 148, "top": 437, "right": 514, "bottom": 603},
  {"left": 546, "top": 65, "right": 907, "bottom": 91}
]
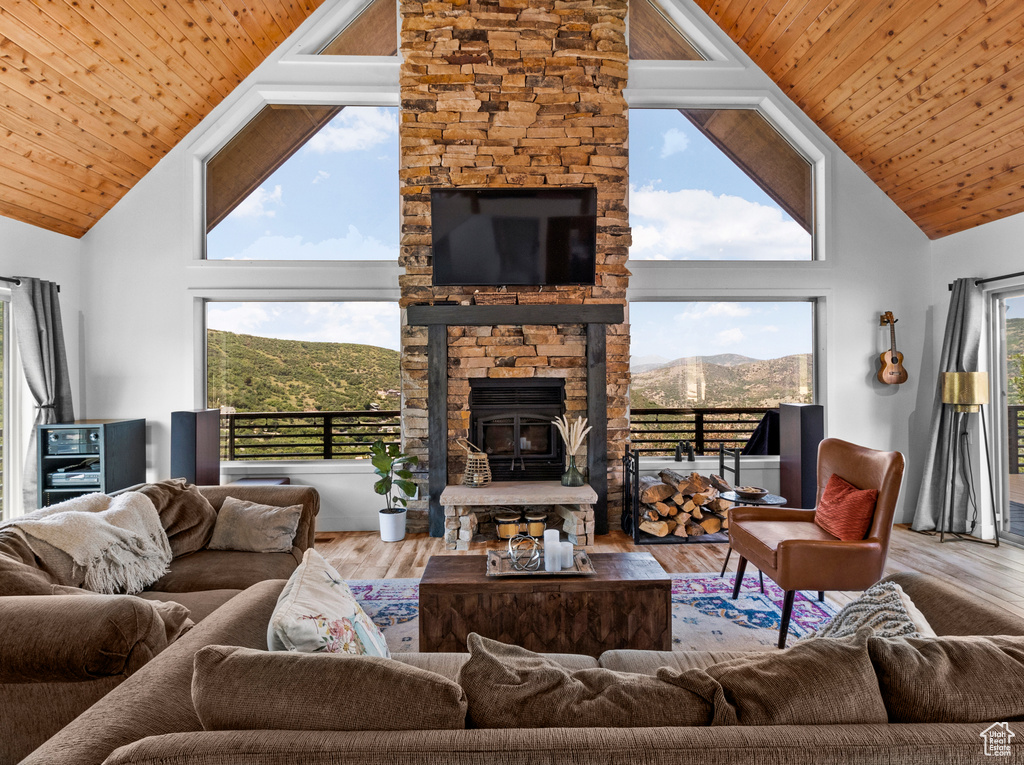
[{"left": 72, "top": 0, "right": 935, "bottom": 530}]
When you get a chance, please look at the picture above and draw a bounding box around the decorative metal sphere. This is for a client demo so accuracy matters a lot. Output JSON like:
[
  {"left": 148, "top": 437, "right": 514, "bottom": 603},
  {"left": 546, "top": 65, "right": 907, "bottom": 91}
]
[{"left": 507, "top": 534, "right": 541, "bottom": 571}]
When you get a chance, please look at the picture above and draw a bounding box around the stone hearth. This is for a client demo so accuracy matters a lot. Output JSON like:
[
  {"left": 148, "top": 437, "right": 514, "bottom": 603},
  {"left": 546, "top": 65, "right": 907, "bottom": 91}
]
[{"left": 440, "top": 481, "right": 597, "bottom": 550}]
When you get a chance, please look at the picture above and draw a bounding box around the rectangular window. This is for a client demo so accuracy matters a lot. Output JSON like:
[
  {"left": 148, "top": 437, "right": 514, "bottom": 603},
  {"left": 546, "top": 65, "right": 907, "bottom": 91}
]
[
  {"left": 629, "top": 300, "right": 815, "bottom": 455},
  {"left": 205, "top": 105, "right": 399, "bottom": 261},
  {"left": 206, "top": 301, "right": 401, "bottom": 461},
  {"left": 629, "top": 108, "right": 814, "bottom": 261}
]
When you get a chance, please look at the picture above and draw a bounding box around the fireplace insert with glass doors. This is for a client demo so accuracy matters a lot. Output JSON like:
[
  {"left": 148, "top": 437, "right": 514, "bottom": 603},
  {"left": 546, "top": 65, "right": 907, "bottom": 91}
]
[{"left": 469, "top": 379, "right": 565, "bottom": 481}]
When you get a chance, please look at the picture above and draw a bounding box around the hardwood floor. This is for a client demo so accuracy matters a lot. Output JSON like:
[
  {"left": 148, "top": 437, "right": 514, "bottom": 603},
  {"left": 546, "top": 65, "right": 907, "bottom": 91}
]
[{"left": 315, "top": 524, "right": 1024, "bottom": 619}]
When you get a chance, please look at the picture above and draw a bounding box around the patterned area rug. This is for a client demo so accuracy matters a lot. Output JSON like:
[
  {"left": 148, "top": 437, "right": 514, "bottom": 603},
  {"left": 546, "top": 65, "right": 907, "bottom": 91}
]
[{"left": 351, "top": 573, "right": 838, "bottom": 654}]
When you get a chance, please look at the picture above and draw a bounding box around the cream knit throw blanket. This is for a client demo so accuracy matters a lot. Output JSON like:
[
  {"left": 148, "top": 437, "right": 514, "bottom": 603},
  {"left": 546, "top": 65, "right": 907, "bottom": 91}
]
[{"left": 9, "top": 492, "right": 172, "bottom": 594}]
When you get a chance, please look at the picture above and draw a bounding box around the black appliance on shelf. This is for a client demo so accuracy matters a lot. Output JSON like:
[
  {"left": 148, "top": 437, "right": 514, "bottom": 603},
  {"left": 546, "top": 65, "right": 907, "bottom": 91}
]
[{"left": 37, "top": 419, "right": 146, "bottom": 507}]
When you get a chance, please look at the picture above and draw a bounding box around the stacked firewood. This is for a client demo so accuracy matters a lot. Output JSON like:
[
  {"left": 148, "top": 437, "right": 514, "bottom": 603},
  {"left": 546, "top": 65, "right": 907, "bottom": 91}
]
[{"left": 637, "top": 470, "right": 734, "bottom": 538}]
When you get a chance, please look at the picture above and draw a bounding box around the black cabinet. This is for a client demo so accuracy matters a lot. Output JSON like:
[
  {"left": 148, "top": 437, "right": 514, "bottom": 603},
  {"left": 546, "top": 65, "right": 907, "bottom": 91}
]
[{"left": 37, "top": 419, "right": 146, "bottom": 507}]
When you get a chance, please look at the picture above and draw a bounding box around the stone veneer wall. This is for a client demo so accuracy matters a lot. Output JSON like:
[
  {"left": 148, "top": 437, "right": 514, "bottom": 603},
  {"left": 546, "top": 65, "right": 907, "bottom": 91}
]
[{"left": 398, "top": 0, "right": 630, "bottom": 533}]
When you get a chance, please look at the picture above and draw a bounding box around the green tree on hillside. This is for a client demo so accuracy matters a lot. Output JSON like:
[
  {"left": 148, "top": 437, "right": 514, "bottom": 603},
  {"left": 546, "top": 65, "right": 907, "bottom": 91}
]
[{"left": 207, "top": 329, "right": 401, "bottom": 460}]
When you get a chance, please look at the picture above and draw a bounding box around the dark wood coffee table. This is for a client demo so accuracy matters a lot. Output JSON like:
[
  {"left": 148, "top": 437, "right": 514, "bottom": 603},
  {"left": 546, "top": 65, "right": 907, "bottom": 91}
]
[{"left": 418, "top": 552, "right": 671, "bottom": 657}]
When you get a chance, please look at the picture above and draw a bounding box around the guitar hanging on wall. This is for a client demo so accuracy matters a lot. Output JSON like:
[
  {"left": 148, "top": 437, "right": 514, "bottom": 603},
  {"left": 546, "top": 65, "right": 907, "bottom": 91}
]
[{"left": 878, "top": 311, "right": 909, "bottom": 385}]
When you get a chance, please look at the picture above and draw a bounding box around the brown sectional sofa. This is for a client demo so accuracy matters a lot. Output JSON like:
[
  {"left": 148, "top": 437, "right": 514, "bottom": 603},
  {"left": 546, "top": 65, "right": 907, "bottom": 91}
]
[
  {"left": 21, "top": 571, "right": 1024, "bottom": 765},
  {"left": 0, "top": 484, "right": 319, "bottom": 765}
]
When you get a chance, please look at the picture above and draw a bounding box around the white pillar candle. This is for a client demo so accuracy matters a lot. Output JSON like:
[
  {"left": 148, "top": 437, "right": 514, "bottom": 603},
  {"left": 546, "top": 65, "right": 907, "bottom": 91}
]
[
  {"left": 560, "top": 541, "right": 575, "bottom": 570},
  {"left": 544, "top": 529, "right": 561, "bottom": 572}
]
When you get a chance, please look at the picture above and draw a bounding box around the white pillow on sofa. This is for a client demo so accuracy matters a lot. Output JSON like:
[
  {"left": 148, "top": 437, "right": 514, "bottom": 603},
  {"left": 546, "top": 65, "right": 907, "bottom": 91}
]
[{"left": 267, "top": 548, "right": 390, "bottom": 657}]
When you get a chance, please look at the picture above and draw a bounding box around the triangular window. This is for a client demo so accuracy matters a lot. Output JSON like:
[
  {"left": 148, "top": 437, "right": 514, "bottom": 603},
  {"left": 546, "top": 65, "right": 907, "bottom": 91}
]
[
  {"left": 629, "top": 0, "right": 705, "bottom": 61},
  {"left": 629, "top": 107, "right": 813, "bottom": 260},
  {"left": 205, "top": 104, "right": 399, "bottom": 261},
  {"left": 319, "top": 0, "right": 398, "bottom": 56}
]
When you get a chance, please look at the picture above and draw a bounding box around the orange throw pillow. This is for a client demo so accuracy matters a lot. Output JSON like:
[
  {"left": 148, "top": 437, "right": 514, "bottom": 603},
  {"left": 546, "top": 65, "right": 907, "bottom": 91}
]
[{"left": 814, "top": 474, "right": 878, "bottom": 541}]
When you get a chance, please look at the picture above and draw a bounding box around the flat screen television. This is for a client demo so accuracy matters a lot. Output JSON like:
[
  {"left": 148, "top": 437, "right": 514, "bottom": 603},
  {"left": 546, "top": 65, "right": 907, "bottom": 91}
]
[{"left": 430, "top": 187, "right": 597, "bottom": 286}]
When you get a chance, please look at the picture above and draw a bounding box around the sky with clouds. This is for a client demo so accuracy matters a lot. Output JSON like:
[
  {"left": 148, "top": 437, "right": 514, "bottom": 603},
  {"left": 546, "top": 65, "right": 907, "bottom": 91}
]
[
  {"left": 204, "top": 105, "right": 813, "bottom": 354},
  {"left": 207, "top": 106, "right": 399, "bottom": 262},
  {"left": 1007, "top": 295, "right": 1024, "bottom": 320},
  {"left": 629, "top": 109, "right": 812, "bottom": 261},
  {"left": 629, "top": 301, "right": 814, "bottom": 362}
]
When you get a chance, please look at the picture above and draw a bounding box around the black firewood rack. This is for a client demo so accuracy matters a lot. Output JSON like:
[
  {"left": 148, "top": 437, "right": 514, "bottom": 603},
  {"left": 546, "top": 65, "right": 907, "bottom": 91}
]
[{"left": 622, "top": 447, "right": 730, "bottom": 546}]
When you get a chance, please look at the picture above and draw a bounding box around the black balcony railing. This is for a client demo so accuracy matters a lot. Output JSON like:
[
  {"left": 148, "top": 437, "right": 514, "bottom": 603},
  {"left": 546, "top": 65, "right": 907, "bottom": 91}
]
[
  {"left": 630, "top": 407, "right": 771, "bottom": 456},
  {"left": 1009, "top": 406, "right": 1024, "bottom": 475},
  {"left": 221, "top": 410, "right": 401, "bottom": 461},
  {"left": 217, "top": 405, "right": 1024, "bottom": 466}
]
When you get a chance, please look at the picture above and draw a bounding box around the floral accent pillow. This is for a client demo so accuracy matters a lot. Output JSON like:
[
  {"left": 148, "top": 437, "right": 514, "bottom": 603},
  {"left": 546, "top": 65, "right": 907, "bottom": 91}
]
[{"left": 267, "top": 548, "right": 389, "bottom": 657}]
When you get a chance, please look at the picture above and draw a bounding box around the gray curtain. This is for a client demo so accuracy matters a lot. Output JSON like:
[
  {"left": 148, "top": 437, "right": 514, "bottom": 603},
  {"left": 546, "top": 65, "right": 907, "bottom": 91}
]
[
  {"left": 911, "top": 277, "right": 983, "bottom": 532},
  {"left": 12, "top": 278, "right": 75, "bottom": 511}
]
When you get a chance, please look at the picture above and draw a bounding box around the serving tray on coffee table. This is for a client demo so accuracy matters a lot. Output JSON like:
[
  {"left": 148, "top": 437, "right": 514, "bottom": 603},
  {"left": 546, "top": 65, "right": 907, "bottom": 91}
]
[{"left": 486, "top": 549, "right": 596, "bottom": 577}]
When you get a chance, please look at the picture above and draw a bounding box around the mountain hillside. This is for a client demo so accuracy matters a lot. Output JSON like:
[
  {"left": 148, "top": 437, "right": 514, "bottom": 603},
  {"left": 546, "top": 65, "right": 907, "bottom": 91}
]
[
  {"left": 207, "top": 329, "right": 400, "bottom": 412},
  {"left": 1007, "top": 317, "right": 1024, "bottom": 405},
  {"left": 631, "top": 353, "right": 813, "bottom": 408}
]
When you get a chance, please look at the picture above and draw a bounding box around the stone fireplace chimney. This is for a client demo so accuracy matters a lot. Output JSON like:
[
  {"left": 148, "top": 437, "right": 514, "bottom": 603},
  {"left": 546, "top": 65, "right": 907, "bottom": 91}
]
[{"left": 398, "top": 0, "right": 630, "bottom": 536}]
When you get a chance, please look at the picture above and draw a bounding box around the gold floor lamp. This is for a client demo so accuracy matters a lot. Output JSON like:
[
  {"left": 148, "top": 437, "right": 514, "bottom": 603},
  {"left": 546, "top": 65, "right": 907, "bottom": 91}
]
[{"left": 939, "top": 371, "right": 1000, "bottom": 546}]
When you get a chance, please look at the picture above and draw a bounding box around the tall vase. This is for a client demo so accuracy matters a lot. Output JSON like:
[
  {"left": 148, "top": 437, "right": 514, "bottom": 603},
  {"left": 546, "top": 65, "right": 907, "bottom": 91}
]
[{"left": 561, "top": 455, "right": 585, "bottom": 487}]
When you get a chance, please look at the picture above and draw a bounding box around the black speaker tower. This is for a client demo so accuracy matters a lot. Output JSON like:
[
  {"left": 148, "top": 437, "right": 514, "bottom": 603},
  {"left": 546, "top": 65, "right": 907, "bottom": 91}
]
[
  {"left": 171, "top": 409, "right": 221, "bottom": 485},
  {"left": 779, "top": 403, "right": 824, "bottom": 509}
]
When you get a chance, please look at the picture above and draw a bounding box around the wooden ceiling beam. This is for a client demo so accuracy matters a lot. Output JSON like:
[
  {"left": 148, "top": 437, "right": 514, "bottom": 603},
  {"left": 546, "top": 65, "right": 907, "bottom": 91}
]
[
  {"left": 0, "top": 0, "right": 327, "bottom": 237},
  {"left": 0, "top": 123, "right": 129, "bottom": 195},
  {"left": 894, "top": 150, "right": 1024, "bottom": 215},
  {"left": 249, "top": 0, "right": 291, "bottom": 44},
  {"left": 0, "top": 163, "right": 113, "bottom": 217},
  {"left": 867, "top": 91, "right": 1024, "bottom": 201}
]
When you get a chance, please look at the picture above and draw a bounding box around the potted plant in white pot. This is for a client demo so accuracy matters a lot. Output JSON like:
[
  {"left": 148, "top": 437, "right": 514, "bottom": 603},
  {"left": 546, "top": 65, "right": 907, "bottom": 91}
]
[{"left": 371, "top": 440, "right": 419, "bottom": 542}]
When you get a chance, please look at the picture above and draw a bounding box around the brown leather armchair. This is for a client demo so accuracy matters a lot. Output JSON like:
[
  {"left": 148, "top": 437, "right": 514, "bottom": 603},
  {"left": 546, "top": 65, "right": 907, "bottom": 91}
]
[{"left": 728, "top": 438, "right": 905, "bottom": 648}]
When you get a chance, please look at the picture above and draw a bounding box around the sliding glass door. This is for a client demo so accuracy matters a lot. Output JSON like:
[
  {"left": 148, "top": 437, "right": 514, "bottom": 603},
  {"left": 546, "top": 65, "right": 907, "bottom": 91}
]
[
  {"left": 995, "top": 291, "right": 1024, "bottom": 543},
  {"left": 0, "top": 297, "right": 7, "bottom": 520}
]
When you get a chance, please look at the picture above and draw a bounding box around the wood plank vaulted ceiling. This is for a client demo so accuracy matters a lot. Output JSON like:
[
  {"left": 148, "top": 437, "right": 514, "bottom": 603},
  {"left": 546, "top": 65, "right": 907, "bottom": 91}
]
[
  {"left": 0, "top": 0, "right": 324, "bottom": 238},
  {"left": 0, "top": 0, "right": 1022, "bottom": 239}
]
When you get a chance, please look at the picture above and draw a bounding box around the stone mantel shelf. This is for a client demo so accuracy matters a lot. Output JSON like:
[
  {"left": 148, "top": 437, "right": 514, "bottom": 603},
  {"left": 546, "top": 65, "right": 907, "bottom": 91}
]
[
  {"left": 407, "top": 304, "right": 624, "bottom": 327},
  {"left": 440, "top": 481, "right": 598, "bottom": 507}
]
